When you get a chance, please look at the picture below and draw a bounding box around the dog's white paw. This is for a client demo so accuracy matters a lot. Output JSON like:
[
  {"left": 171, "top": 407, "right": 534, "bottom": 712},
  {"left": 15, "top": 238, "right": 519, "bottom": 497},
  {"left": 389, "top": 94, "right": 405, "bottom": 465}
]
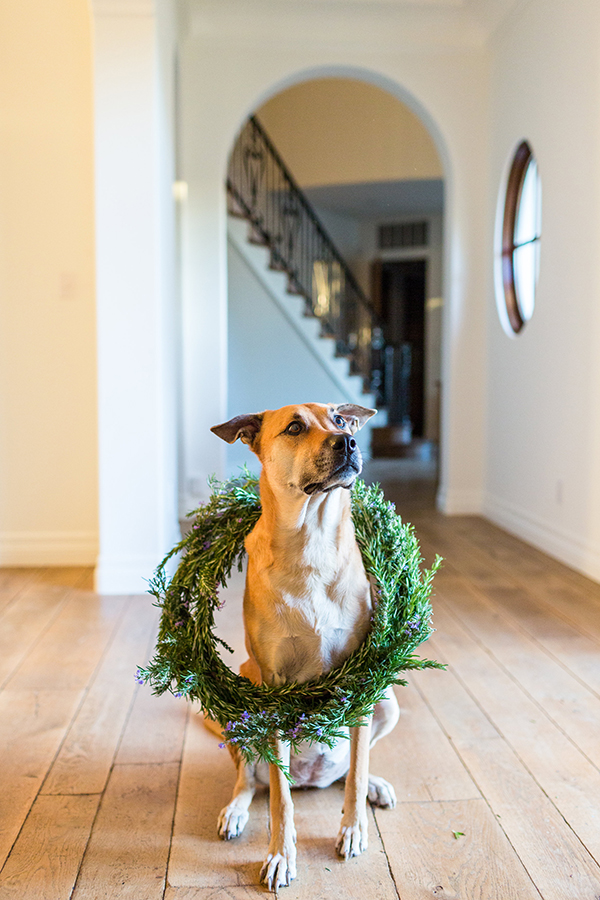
[
  {"left": 336, "top": 813, "right": 369, "bottom": 859},
  {"left": 260, "top": 846, "right": 297, "bottom": 891},
  {"left": 368, "top": 774, "right": 397, "bottom": 809},
  {"left": 217, "top": 804, "right": 249, "bottom": 840}
]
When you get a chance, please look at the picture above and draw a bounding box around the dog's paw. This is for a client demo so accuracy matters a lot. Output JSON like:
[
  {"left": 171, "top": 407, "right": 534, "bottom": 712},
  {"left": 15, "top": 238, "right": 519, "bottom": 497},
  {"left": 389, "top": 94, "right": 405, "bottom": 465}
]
[
  {"left": 217, "top": 804, "right": 249, "bottom": 840},
  {"left": 260, "top": 846, "right": 297, "bottom": 891},
  {"left": 368, "top": 774, "right": 397, "bottom": 809},
  {"left": 336, "top": 813, "right": 369, "bottom": 859}
]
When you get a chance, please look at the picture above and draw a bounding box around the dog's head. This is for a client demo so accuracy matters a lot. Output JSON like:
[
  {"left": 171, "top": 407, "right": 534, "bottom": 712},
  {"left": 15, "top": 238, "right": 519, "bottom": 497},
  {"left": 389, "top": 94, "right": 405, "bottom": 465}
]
[{"left": 211, "top": 403, "right": 376, "bottom": 495}]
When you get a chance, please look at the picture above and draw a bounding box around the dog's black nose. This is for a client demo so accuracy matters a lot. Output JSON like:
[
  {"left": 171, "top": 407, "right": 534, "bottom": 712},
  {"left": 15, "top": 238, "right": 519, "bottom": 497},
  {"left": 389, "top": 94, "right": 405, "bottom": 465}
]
[{"left": 328, "top": 433, "right": 356, "bottom": 453}]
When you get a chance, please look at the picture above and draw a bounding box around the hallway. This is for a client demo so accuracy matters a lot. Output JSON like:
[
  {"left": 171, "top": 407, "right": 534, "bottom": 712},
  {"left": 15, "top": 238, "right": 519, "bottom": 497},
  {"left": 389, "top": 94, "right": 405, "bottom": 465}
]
[{"left": 1, "top": 475, "right": 600, "bottom": 898}]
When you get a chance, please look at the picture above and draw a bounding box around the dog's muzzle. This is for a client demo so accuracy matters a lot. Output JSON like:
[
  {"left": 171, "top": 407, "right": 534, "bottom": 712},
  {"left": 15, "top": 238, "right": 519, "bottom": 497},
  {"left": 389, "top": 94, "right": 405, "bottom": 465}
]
[{"left": 302, "top": 433, "right": 362, "bottom": 495}]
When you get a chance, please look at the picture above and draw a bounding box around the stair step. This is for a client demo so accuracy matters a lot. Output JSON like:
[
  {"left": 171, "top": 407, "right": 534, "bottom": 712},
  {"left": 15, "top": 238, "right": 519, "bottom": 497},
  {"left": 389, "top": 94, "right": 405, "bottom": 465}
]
[
  {"left": 227, "top": 206, "right": 248, "bottom": 220},
  {"left": 248, "top": 235, "right": 269, "bottom": 248},
  {"left": 247, "top": 225, "right": 269, "bottom": 247},
  {"left": 227, "top": 195, "right": 247, "bottom": 218},
  {"left": 286, "top": 278, "right": 304, "bottom": 296},
  {"left": 269, "top": 259, "right": 288, "bottom": 272}
]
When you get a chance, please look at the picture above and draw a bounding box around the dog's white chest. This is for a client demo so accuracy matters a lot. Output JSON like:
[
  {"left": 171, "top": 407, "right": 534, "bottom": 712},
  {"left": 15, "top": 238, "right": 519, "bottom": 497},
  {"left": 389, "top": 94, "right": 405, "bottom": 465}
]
[
  {"left": 257, "top": 570, "right": 371, "bottom": 684},
  {"left": 244, "top": 486, "right": 372, "bottom": 685}
]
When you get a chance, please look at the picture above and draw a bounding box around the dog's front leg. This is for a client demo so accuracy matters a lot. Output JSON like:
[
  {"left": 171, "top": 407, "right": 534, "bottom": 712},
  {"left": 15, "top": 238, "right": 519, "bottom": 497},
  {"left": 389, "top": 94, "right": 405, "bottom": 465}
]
[
  {"left": 336, "top": 715, "right": 373, "bottom": 859},
  {"left": 260, "top": 737, "right": 297, "bottom": 891}
]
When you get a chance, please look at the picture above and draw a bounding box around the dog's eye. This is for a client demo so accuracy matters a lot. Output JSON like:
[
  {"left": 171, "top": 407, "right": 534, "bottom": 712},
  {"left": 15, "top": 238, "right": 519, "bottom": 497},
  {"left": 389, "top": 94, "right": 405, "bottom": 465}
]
[
  {"left": 333, "top": 415, "right": 347, "bottom": 429},
  {"left": 285, "top": 421, "right": 304, "bottom": 435}
]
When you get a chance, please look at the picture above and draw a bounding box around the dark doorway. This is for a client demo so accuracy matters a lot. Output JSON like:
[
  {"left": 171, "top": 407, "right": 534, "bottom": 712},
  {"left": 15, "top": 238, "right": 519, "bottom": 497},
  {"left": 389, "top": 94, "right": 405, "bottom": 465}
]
[{"left": 374, "top": 259, "right": 427, "bottom": 437}]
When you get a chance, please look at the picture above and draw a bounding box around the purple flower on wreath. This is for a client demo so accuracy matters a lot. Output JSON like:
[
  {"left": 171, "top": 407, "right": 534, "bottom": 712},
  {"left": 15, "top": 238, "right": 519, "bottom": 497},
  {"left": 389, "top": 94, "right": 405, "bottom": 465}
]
[
  {"left": 134, "top": 668, "right": 145, "bottom": 685},
  {"left": 203, "top": 540, "right": 212, "bottom": 550},
  {"left": 403, "top": 617, "right": 422, "bottom": 636},
  {"left": 218, "top": 742, "right": 226, "bottom": 749}
]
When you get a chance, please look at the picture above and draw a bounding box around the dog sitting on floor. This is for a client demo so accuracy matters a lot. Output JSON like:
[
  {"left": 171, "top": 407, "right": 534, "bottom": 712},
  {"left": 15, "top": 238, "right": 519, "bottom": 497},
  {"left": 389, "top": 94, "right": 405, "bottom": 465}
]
[{"left": 210, "top": 402, "right": 399, "bottom": 891}]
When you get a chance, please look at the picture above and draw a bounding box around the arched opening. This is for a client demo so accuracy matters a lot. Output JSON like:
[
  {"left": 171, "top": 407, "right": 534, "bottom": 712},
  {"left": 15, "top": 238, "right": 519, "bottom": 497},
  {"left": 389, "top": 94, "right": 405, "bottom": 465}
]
[{"left": 223, "top": 76, "right": 445, "bottom": 502}]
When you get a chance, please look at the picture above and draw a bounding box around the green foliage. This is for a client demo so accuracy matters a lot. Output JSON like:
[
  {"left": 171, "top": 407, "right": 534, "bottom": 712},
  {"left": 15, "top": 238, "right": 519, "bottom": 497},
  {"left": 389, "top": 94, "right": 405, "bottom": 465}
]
[{"left": 138, "top": 468, "right": 443, "bottom": 775}]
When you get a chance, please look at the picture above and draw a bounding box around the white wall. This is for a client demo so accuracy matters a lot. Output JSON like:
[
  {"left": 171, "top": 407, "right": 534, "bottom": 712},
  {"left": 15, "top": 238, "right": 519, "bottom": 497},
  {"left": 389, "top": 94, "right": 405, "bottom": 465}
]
[
  {"left": 179, "top": 10, "right": 489, "bottom": 515},
  {"left": 484, "top": 0, "right": 600, "bottom": 579},
  {"left": 0, "top": 0, "right": 98, "bottom": 564}
]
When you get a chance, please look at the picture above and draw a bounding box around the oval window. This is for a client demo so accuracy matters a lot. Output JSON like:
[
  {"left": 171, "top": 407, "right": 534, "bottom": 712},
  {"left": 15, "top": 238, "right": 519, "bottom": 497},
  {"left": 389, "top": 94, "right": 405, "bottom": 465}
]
[{"left": 499, "top": 141, "right": 542, "bottom": 333}]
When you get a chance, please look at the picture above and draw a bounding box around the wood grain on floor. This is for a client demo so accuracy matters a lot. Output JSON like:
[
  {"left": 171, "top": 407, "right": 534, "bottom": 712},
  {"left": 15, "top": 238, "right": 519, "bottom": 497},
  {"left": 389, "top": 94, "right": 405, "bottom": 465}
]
[{"left": 1, "top": 481, "right": 600, "bottom": 898}]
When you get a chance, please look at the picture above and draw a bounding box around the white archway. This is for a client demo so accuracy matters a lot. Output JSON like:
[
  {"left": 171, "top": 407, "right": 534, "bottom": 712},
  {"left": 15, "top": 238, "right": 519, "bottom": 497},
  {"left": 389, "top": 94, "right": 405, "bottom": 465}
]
[
  {"left": 230, "top": 65, "right": 452, "bottom": 185},
  {"left": 179, "top": 47, "right": 486, "bottom": 518},
  {"left": 225, "top": 73, "right": 447, "bottom": 474}
]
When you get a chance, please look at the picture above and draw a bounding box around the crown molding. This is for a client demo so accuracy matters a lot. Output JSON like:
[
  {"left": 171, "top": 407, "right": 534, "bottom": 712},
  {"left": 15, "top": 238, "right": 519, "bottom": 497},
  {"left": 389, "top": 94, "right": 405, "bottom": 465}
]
[{"left": 185, "top": 0, "right": 523, "bottom": 46}]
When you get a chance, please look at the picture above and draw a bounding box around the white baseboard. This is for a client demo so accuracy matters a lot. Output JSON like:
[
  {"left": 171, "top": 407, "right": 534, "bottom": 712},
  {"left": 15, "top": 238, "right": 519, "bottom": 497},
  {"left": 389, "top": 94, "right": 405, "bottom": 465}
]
[
  {"left": 95, "top": 543, "right": 181, "bottom": 595},
  {"left": 0, "top": 531, "right": 98, "bottom": 567},
  {"left": 483, "top": 492, "right": 600, "bottom": 584},
  {"left": 436, "top": 486, "right": 483, "bottom": 515},
  {"left": 94, "top": 554, "right": 158, "bottom": 595}
]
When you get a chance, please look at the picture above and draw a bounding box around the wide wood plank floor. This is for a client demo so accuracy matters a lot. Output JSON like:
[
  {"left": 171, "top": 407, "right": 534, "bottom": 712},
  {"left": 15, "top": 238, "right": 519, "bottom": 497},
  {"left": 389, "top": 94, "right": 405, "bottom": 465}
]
[{"left": 1, "top": 470, "right": 600, "bottom": 898}]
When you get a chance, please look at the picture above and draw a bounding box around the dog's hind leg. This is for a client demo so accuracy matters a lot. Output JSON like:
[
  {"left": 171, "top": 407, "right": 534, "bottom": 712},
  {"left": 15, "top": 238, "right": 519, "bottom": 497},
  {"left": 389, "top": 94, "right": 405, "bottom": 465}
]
[
  {"left": 370, "top": 686, "right": 400, "bottom": 747},
  {"left": 367, "top": 773, "right": 396, "bottom": 808},
  {"left": 218, "top": 745, "right": 257, "bottom": 840},
  {"left": 366, "top": 686, "right": 399, "bottom": 809}
]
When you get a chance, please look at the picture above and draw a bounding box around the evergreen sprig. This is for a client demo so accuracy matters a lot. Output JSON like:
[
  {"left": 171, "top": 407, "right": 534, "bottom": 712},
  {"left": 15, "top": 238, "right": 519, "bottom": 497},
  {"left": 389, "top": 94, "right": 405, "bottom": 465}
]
[{"left": 138, "top": 468, "right": 443, "bottom": 775}]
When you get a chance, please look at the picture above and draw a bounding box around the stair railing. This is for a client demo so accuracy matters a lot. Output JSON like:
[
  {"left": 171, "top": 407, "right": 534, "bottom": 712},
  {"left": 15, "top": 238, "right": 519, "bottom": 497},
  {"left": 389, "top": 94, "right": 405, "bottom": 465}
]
[{"left": 226, "top": 115, "right": 385, "bottom": 398}]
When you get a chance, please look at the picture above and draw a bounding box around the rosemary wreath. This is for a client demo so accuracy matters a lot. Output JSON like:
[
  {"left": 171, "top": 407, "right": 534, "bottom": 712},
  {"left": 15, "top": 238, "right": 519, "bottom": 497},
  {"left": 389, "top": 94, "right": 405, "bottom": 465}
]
[{"left": 138, "top": 468, "right": 442, "bottom": 773}]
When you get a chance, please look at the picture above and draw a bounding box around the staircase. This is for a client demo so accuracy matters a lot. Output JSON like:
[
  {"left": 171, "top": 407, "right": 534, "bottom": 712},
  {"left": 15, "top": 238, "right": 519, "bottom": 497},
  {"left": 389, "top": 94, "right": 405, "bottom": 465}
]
[{"left": 226, "top": 115, "right": 386, "bottom": 412}]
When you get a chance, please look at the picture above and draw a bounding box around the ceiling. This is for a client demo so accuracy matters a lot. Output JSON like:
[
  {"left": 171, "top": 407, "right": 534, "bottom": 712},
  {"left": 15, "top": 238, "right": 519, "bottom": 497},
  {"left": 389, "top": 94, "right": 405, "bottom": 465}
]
[{"left": 304, "top": 179, "right": 444, "bottom": 220}]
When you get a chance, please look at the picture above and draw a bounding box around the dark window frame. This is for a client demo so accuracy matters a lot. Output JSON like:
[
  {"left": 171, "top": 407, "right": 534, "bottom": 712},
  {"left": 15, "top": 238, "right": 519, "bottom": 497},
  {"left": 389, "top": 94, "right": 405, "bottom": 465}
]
[{"left": 501, "top": 141, "right": 540, "bottom": 334}]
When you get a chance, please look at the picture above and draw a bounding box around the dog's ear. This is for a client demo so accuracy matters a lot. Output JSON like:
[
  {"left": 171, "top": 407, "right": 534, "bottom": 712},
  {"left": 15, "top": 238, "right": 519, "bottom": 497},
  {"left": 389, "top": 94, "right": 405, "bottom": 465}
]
[
  {"left": 210, "top": 413, "right": 263, "bottom": 446},
  {"left": 335, "top": 404, "right": 377, "bottom": 434}
]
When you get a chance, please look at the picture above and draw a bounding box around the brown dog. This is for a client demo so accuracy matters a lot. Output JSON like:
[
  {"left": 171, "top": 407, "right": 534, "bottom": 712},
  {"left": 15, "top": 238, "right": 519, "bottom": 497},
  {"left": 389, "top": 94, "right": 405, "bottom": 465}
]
[{"left": 211, "top": 402, "right": 399, "bottom": 890}]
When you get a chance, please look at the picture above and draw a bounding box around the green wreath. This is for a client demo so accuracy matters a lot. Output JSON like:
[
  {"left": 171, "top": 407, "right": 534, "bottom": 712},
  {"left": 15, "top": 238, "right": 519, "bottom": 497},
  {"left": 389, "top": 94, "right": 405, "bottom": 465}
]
[{"left": 138, "top": 469, "right": 443, "bottom": 773}]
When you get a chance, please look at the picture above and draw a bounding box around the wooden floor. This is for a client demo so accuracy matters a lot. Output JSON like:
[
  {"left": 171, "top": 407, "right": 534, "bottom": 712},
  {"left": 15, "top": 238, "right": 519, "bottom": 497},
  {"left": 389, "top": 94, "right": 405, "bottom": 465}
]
[{"left": 2, "top": 470, "right": 600, "bottom": 898}]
